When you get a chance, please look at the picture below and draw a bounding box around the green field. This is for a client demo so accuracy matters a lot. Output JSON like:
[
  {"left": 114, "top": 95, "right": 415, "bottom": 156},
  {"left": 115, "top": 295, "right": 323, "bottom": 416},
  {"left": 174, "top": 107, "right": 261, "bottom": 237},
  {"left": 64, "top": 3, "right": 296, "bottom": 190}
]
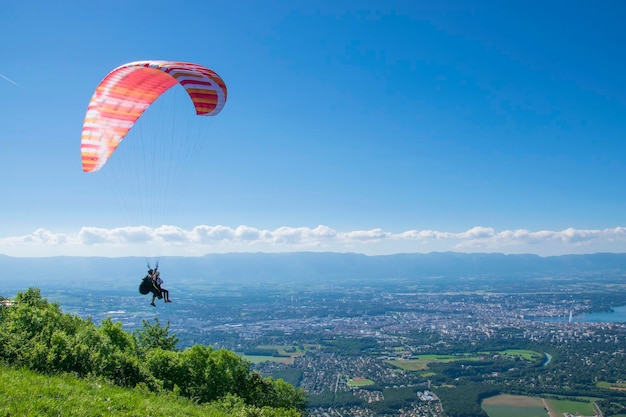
[
  {"left": 388, "top": 350, "right": 543, "bottom": 373},
  {"left": 482, "top": 395, "right": 547, "bottom": 417},
  {"left": 545, "top": 397, "right": 597, "bottom": 416},
  {"left": 387, "top": 354, "right": 480, "bottom": 371},
  {"left": 347, "top": 378, "right": 375, "bottom": 387},
  {"left": 417, "top": 353, "right": 482, "bottom": 362},
  {"left": 387, "top": 359, "right": 428, "bottom": 371},
  {"left": 598, "top": 380, "right": 626, "bottom": 390},
  {"left": 482, "top": 404, "right": 547, "bottom": 417},
  {"left": 239, "top": 354, "right": 294, "bottom": 364},
  {"left": 498, "top": 349, "right": 543, "bottom": 361},
  {"left": 238, "top": 344, "right": 317, "bottom": 364},
  {"left": 482, "top": 394, "right": 599, "bottom": 417}
]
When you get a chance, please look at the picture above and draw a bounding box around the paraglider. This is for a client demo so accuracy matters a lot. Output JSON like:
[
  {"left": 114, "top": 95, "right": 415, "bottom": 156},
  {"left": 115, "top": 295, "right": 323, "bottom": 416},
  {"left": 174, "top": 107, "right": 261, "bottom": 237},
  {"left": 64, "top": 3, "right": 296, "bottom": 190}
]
[
  {"left": 81, "top": 60, "right": 228, "bottom": 301},
  {"left": 138, "top": 266, "right": 171, "bottom": 306},
  {"left": 139, "top": 268, "right": 161, "bottom": 300},
  {"left": 81, "top": 60, "right": 227, "bottom": 172}
]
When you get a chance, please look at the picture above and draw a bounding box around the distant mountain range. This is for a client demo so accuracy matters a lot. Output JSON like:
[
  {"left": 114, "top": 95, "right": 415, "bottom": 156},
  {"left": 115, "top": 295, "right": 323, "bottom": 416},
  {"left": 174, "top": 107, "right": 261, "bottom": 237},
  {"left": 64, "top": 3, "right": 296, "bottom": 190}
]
[{"left": 2, "top": 252, "right": 626, "bottom": 289}]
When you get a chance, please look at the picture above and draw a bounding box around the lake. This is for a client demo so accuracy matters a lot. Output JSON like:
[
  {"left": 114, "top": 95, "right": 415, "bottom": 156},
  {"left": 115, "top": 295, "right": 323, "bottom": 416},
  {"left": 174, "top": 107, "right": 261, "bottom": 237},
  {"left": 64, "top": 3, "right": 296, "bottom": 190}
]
[{"left": 537, "top": 305, "right": 626, "bottom": 323}]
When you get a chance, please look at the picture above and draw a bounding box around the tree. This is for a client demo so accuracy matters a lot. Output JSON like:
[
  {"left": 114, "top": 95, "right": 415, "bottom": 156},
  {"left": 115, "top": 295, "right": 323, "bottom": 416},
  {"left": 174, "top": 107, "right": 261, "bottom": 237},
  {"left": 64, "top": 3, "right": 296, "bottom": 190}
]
[{"left": 134, "top": 318, "right": 178, "bottom": 352}]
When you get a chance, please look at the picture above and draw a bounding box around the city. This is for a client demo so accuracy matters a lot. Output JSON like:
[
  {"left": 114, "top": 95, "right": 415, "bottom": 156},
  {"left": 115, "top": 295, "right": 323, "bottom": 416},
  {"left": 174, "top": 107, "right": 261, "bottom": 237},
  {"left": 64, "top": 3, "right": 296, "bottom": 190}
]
[{"left": 7, "top": 268, "right": 625, "bottom": 417}]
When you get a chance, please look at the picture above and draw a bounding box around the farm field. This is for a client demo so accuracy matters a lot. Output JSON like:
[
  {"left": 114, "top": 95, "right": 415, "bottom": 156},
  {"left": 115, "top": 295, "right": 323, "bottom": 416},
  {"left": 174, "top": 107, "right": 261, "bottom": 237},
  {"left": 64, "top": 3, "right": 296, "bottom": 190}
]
[
  {"left": 237, "top": 344, "right": 316, "bottom": 364},
  {"left": 387, "top": 350, "right": 543, "bottom": 372},
  {"left": 545, "top": 397, "right": 598, "bottom": 416},
  {"left": 482, "top": 395, "right": 547, "bottom": 417},
  {"left": 498, "top": 349, "right": 544, "bottom": 361},
  {"left": 598, "top": 380, "right": 626, "bottom": 391},
  {"left": 482, "top": 394, "right": 599, "bottom": 417},
  {"left": 239, "top": 354, "right": 293, "bottom": 364},
  {"left": 387, "top": 353, "right": 483, "bottom": 371}
]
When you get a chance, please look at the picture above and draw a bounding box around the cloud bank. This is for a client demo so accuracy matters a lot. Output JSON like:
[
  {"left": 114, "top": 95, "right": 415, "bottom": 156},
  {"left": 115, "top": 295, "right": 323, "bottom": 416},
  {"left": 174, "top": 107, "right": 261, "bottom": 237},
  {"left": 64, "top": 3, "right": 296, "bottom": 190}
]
[{"left": 2, "top": 225, "right": 626, "bottom": 257}]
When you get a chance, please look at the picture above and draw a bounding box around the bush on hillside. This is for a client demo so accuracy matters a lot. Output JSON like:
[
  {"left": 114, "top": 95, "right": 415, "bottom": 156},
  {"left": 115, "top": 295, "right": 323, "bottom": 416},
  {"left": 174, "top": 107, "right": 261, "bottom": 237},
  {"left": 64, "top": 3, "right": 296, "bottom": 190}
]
[{"left": 0, "top": 288, "right": 307, "bottom": 414}]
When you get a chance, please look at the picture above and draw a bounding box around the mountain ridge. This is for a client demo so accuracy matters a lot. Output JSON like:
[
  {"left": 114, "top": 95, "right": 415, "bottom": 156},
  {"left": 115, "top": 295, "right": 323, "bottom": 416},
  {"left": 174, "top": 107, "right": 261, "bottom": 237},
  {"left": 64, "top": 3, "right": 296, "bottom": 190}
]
[{"left": 1, "top": 251, "right": 626, "bottom": 288}]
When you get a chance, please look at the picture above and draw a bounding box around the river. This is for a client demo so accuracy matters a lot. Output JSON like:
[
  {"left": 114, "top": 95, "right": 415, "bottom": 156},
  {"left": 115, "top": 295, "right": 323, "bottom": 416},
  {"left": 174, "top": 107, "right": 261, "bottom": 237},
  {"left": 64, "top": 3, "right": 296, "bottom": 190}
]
[{"left": 543, "top": 352, "right": 552, "bottom": 366}]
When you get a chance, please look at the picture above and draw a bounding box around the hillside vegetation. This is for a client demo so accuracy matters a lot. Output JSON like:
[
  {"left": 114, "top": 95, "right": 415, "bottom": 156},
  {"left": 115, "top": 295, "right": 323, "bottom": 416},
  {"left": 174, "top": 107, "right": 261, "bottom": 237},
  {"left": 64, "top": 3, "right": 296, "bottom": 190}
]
[
  {"left": 0, "top": 288, "right": 306, "bottom": 416},
  {"left": 0, "top": 365, "right": 298, "bottom": 417}
]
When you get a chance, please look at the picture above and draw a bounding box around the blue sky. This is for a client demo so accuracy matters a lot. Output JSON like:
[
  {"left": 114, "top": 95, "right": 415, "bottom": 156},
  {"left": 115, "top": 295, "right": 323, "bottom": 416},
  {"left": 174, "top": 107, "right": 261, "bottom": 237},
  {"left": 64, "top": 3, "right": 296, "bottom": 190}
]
[{"left": 1, "top": 0, "right": 625, "bottom": 257}]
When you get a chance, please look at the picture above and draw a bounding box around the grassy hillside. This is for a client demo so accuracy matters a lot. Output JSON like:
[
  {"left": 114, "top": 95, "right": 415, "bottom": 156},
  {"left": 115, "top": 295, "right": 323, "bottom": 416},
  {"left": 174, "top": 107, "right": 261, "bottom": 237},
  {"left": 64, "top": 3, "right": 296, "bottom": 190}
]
[
  {"left": 0, "top": 288, "right": 305, "bottom": 416},
  {"left": 2, "top": 364, "right": 307, "bottom": 416},
  {"left": 0, "top": 365, "right": 235, "bottom": 417}
]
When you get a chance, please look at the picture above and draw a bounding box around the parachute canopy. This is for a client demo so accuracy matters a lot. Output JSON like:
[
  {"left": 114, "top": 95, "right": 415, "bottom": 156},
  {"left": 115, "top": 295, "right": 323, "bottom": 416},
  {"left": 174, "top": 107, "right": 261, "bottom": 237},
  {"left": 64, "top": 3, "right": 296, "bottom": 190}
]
[{"left": 80, "top": 60, "right": 228, "bottom": 173}]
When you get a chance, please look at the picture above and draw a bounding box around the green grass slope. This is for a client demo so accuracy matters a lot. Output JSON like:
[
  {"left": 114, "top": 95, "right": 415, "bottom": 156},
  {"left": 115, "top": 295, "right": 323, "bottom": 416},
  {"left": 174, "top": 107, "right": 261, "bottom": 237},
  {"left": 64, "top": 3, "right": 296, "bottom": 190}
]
[
  {"left": 0, "top": 364, "right": 296, "bottom": 417},
  {"left": 0, "top": 288, "right": 305, "bottom": 416}
]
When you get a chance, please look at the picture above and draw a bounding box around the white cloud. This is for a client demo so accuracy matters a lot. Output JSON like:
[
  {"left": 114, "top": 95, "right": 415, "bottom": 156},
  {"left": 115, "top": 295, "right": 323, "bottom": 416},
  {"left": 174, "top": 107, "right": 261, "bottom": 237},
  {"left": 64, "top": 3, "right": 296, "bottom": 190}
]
[
  {"left": 155, "top": 226, "right": 188, "bottom": 243},
  {"left": 191, "top": 225, "right": 237, "bottom": 243},
  {"left": 341, "top": 228, "right": 389, "bottom": 242},
  {"left": 2, "top": 225, "right": 626, "bottom": 257}
]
